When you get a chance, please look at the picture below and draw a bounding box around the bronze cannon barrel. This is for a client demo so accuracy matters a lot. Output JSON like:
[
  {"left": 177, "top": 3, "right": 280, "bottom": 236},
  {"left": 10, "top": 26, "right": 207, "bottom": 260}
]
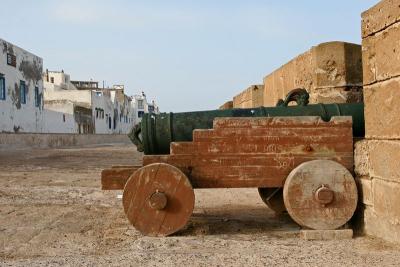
[{"left": 131, "top": 102, "right": 364, "bottom": 155}]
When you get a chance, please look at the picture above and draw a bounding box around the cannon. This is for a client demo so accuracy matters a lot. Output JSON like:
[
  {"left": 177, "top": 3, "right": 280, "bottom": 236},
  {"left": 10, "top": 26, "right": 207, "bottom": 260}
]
[
  {"left": 129, "top": 90, "right": 364, "bottom": 155},
  {"left": 102, "top": 90, "right": 362, "bottom": 236}
]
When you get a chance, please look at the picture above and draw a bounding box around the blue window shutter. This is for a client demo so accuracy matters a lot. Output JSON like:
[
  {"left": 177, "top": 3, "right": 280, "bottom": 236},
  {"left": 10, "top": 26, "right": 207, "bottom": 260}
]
[
  {"left": 34, "top": 87, "right": 39, "bottom": 107},
  {"left": 0, "top": 75, "right": 5, "bottom": 100},
  {"left": 20, "top": 81, "right": 26, "bottom": 104}
]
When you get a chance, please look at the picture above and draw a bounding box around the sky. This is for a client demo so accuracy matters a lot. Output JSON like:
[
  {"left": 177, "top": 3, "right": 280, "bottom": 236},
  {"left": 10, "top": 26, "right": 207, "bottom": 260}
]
[{"left": 1, "top": 0, "right": 380, "bottom": 112}]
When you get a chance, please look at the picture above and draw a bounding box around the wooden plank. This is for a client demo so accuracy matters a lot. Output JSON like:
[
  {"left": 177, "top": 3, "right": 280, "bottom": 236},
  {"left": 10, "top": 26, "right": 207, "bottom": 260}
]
[
  {"left": 170, "top": 137, "right": 352, "bottom": 155},
  {"left": 212, "top": 116, "right": 352, "bottom": 129},
  {"left": 144, "top": 154, "right": 353, "bottom": 168},
  {"left": 193, "top": 126, "right": 351, "bottom": 142},
  {"left": 144, "top": 154, "right": 353, "bottom": 188},
  {"left": 101, "top": 166, "right": 141, "bottom": 190}
]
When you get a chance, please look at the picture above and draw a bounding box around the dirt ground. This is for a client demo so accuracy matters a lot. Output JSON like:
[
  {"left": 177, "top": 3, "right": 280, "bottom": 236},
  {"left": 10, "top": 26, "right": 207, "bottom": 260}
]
[{"left": 0, "top": 143, "right": 399, "bottom": 266}]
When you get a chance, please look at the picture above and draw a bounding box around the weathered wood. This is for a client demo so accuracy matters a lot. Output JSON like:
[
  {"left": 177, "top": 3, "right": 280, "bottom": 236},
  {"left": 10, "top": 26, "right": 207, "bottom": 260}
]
[
  {"left": 212, "top": 116, "right": 352, "bottom": 129},
  {"left": 101, "top": 166, "right": 141, "bottom": 190},
  {"left": 142, "top": 116, "right": 354, "bottom": 189},
  {"left": 143, "top": 155, "right": 353, "bottom": 188},
  {"left": 111, "top": 165, "right": 138, "bottom": 169},
  {"left": 122, "top": 163, "right": 195, "bottom": 237},
  {"left": 283, "top": 160, "right": 358, "bottom": 230},
  {"left": 193, "top": 126, "right": 351, "bottom": 142},
  {"left": 101, "top": 116, "right": 356, "bottom": 236}
]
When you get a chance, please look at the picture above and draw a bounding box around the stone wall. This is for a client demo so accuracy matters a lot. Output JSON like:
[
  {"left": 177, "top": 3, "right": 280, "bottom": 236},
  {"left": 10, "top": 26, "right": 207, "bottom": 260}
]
[
  {"left": 355, "top": 0, "right": 400, "bottom": 243},
  {"left": 263, "top": 42, "right": 363, "bottom": 107},
  {"left": 232, "top": 85, "right": 264, "bottom": 108}
]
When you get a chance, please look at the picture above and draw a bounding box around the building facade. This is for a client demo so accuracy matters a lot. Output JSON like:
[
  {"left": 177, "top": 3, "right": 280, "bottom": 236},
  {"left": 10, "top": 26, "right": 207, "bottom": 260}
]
[
  {"left": 0, "top": 39, "right": 44, "bottom": 133},
  {"left": 43, "top": 71, "right": 94, "bottom": 133},
  {"left": 0, "top": 38, "right": 160, "bottom": 135},
  {"left": 44, "top": 74, "right": 142, "bottom": 134},
  {"left": 131, "top": 92, "right": 159, "bottom": 124},
  {"left": 91, "top": 85, "right": 134, "bottom": 134}
]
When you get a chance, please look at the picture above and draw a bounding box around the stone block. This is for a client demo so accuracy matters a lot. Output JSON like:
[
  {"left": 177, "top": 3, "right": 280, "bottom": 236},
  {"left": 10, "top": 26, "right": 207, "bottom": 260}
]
[
  {"left": 219, "top": 101, "right": 233, "bottom": 110},
  {"left": 361, "top": 0, "right": 400, "bottom": 38},
  {"left": 300, "top": 229, "right": 353, "bottom": 240},
  {"left": 355, "top": 139, "right": 400, "bottom": 182},
  {"left": 355, "top": 176, "right": 373, "bottom": 206},
  {"left": 262, "top": 42, "right": 362, "bottom": 107},
  {"left": 313, "top": 42, "right": 362, "bottom": 88},
  {"left": 364, "top": 77, "right": 400, "bottom": 139},
  {"left": 368, "top": 140, "right": 400, "bottom": 182},
  {"left": 252, "top": 85, "right": 264, "bottom": 107},
  {"left": 373, "top": 179, "right": 400, "bottom": 220},
  {"left": 354, "top": 139, "right": 370, "bottom": 177},
  {"left": 233, "top": 88, "right": 252, "bottom": 108},
  {"left": 309, "top": 87, "right": 363, "bottom": 104},
  {"left": 362, "top": 205, "right": 400, "bottom": 244},
  {"left": 362, "top": 22, "right": 400, "bottom": 85},
  {"left": 233, "top": 85, "right": 263, "bottom": 108}
]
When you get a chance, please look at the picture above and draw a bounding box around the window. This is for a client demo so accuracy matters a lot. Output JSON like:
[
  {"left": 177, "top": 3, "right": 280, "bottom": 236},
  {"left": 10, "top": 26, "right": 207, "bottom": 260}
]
[
  {"left": 138, "top": 100, "right": 144, "bottom": 109},
  {"left": 20, "top": 81, "right": 26, "bottom": 104},
  {"left": 7, "top": 54, "right": 16, "bottom": 67},
  {"left": 138, "top": 111, "right": 144, "bottom": 118},
  {"left": 0, "top": 74, "right": 5, "bottom": 100},
  {"left": 63, "top": 114, "right": 66, "bottom": 122},
  {"left": 50, "top": 77, "right": 54, "bottom": 83},
  {"left": 34, "top": 87, "right": 40, "bottom": 107}
]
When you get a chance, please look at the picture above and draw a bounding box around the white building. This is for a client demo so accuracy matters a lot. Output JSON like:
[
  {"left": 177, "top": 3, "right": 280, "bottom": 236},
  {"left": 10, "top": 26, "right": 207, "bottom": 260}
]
[
  {"left": 131, "top": 92, "right": 159, "bottom": 124},
  {"left": 43, "top": 71, "right": 93, "bottom": 133},
  {"left": 0, "top": 38, "right": 160, "bottom": 134},
  {"left": 91, "top": 85, "right": 134, "bottom": 134},
  {"left": 43, "top": 72, "right": 136, "bottom": 134},
  {"left": 131, "top": 92, "right": 146, "bottom": 124},
  {"left": 0, "top": 38, "right": 44, "bottom": 133}
]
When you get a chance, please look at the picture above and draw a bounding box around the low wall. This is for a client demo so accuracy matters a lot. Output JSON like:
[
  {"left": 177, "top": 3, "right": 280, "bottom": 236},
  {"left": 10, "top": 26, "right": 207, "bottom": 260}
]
[
  {"left": 0, "top": 133, "right": 131, "bottom": 149},
  {"left": 263, "top": 41, "right": 363, "bottom": 107},
  {"left": 219, "top": 100, "right": 233, "bottom": 110},
  {"left": 232, "top": 85, "right": 264, "bottom": 108}
]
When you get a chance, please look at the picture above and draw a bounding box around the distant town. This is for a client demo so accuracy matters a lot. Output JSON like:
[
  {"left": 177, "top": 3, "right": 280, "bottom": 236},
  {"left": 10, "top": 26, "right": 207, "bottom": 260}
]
[{"left": 0, "top": 38, "right": 159, "bottom": 134}]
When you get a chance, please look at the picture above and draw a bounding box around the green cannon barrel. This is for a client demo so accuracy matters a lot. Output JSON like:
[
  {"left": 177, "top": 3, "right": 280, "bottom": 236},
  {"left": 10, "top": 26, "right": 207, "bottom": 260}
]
[{"left": 134, "top": 103, "right": 364, "bottom": 155}]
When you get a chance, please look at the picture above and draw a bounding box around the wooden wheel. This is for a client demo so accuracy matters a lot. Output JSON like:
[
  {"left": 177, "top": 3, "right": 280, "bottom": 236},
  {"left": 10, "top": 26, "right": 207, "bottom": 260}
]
[
  {"left": 283, "top": 160, "right": 357, "bottom": 230},
  {"left": 122, "top": 163, "right": 195, "bottom": 237},
  {"left": 258, "top": 188, "right": 287, "bottom": 215}
]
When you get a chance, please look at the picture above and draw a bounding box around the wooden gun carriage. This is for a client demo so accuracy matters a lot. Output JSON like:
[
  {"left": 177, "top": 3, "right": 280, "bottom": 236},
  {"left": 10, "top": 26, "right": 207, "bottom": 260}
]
[{"left": 102, "top": 113, "right": 358, "bottom": 237}]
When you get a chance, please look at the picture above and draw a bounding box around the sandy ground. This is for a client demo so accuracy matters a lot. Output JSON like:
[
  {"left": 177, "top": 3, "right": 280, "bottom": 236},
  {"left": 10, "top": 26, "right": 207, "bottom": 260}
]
[{"left": 0, "top": 143, "right": 399, "bottom": 266}]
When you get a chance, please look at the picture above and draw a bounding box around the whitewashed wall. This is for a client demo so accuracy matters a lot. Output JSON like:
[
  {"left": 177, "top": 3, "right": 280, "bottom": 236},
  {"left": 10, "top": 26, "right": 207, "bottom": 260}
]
[
  {"left": 44, "top": 81, "right": 91, "bottom": 105},
  {"left": 43, "top": 100, "right": 76, "bottom": 133},
  {"left": 0, "top": 39, "right": 44, "bottom": 133},
  {"left": 131, "top": 94, "right": 147, "bottom": 125},
  {"left": 92, "top": 90, "right": 114, "bottom": 134}
]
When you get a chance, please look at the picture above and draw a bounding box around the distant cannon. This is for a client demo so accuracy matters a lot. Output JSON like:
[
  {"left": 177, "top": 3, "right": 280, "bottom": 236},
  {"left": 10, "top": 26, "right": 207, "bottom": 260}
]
[{"left": 105, "top": 90, "right": 361, "bottom": 236}]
